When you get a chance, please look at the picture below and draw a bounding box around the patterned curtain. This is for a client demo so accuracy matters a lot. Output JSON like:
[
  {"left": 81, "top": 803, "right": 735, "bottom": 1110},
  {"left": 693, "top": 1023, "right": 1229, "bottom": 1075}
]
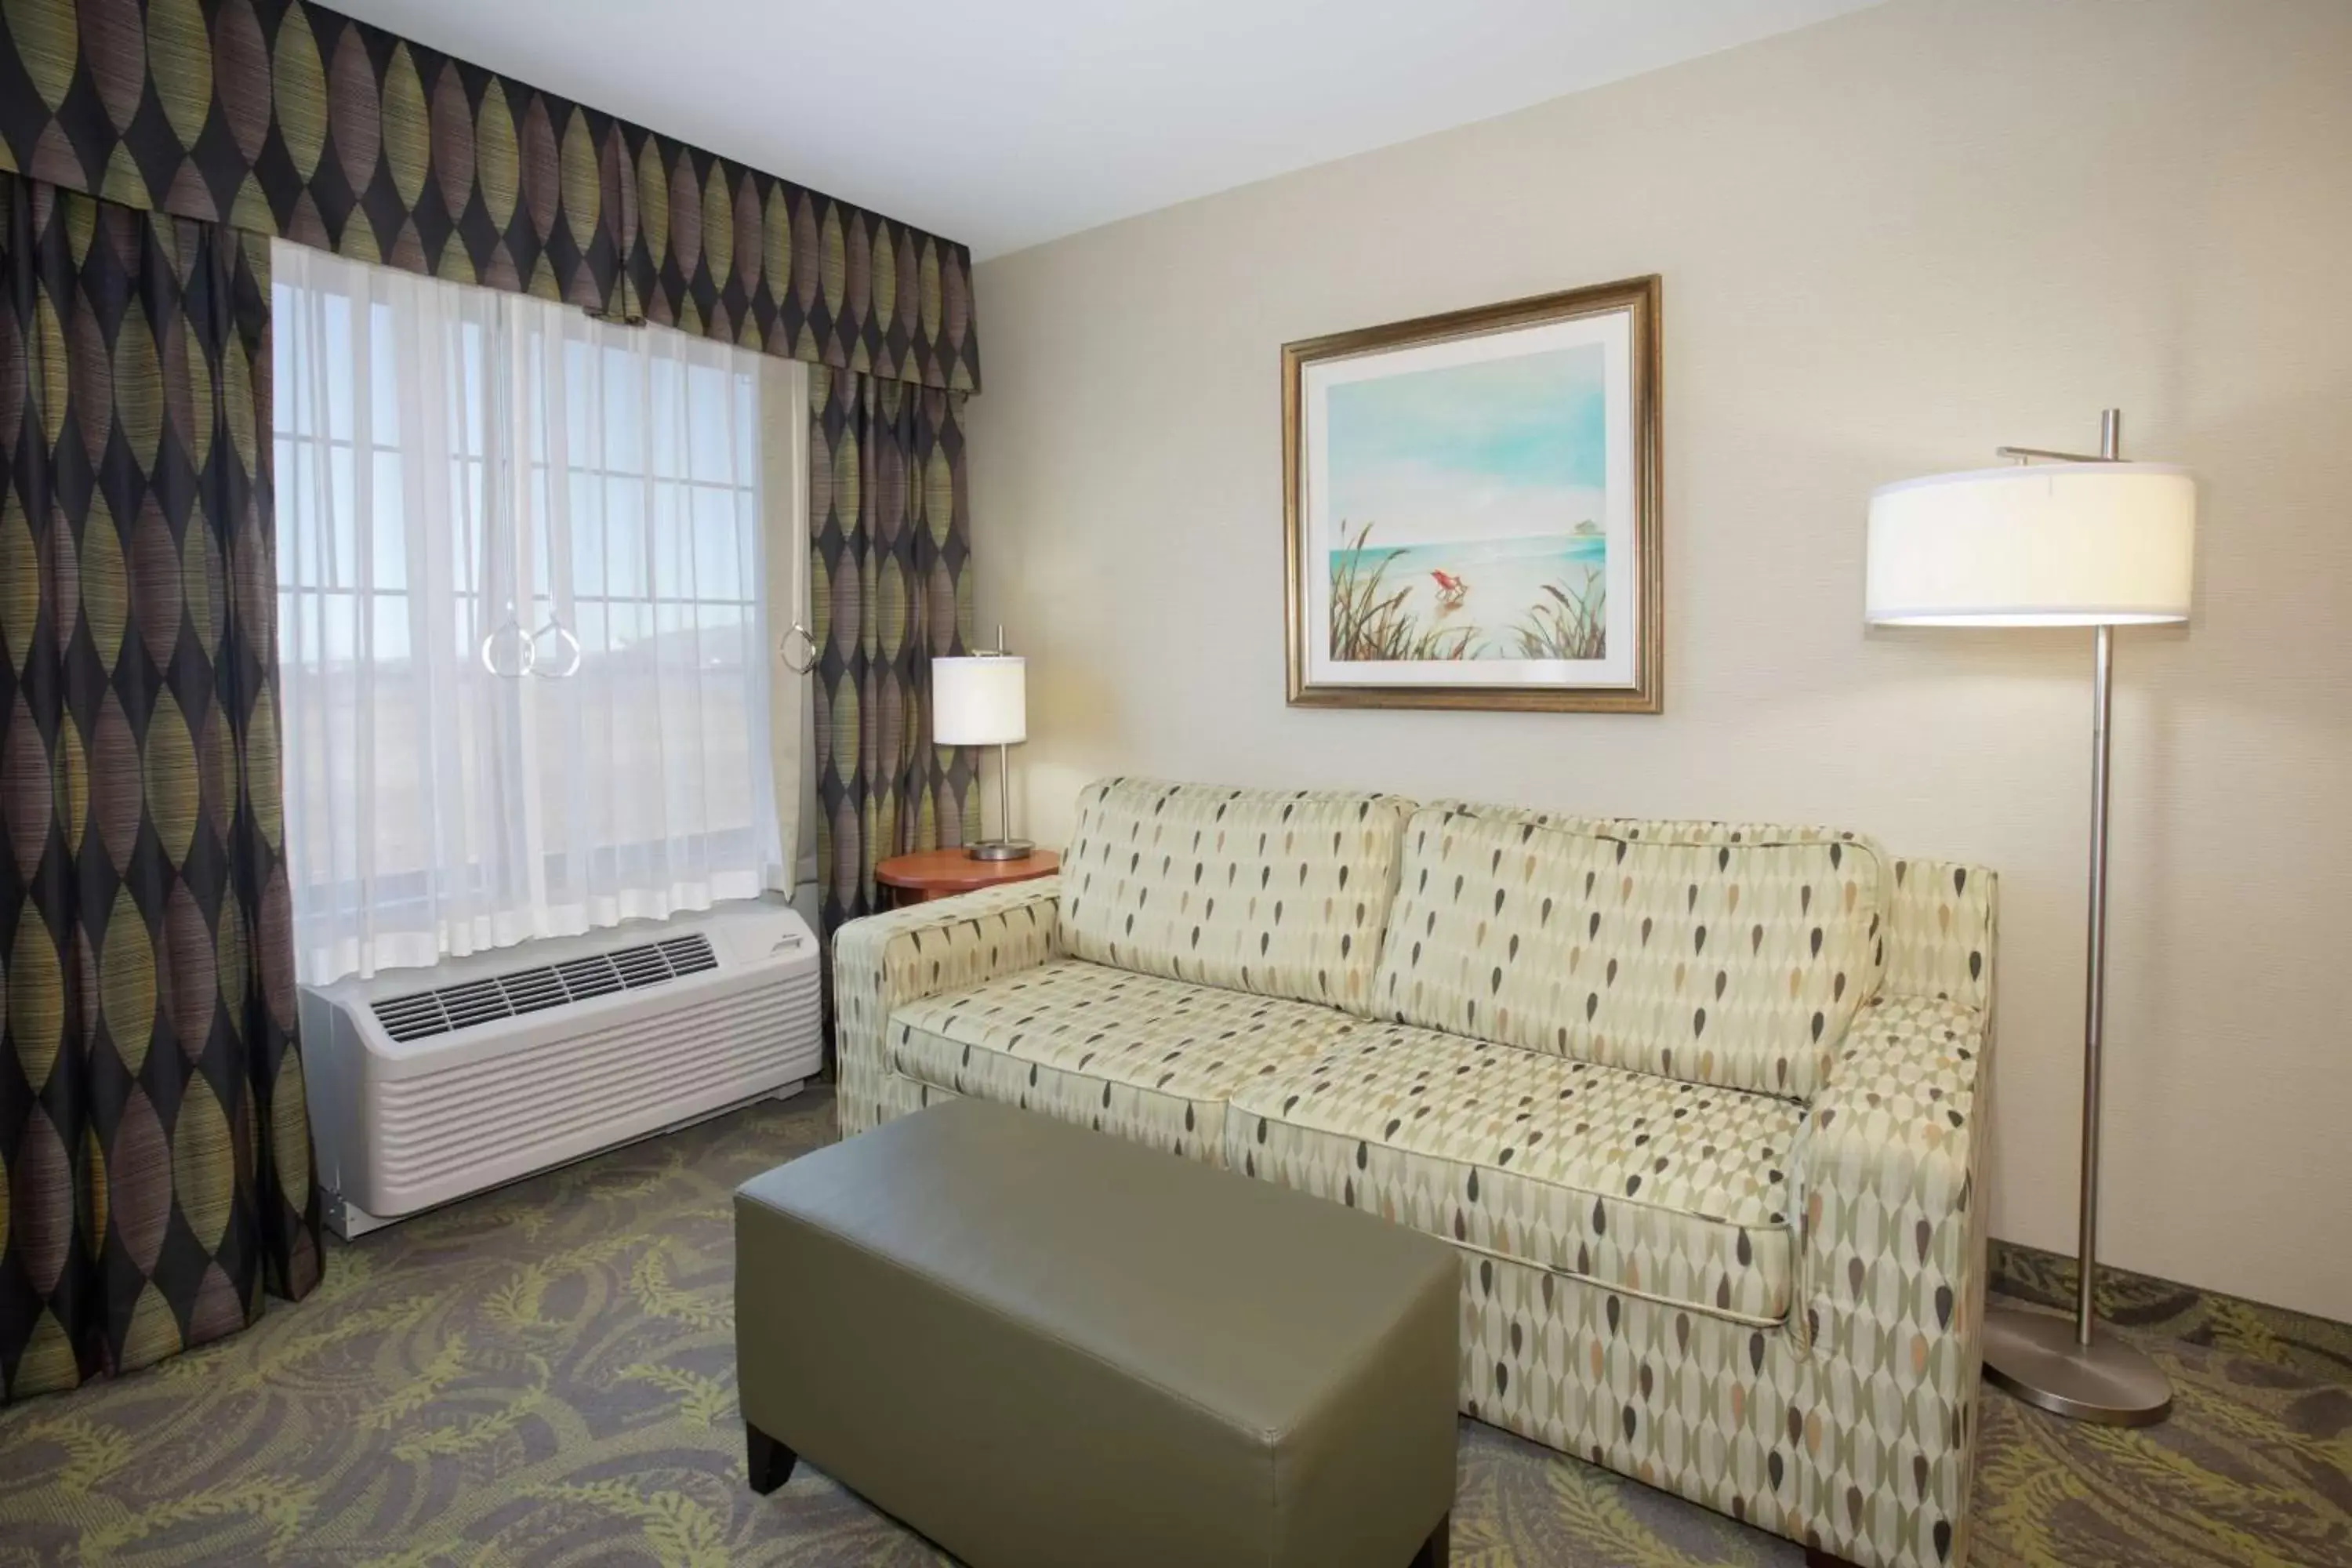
[
  {"left": 0, "top": 0, "right": 979, "bottom": 394},
  {"left": 810, "top": 366, "right": 977, "bottom": 933},
  {"left": 0, "top": 173, "right": 320, "bottom": 1400}
]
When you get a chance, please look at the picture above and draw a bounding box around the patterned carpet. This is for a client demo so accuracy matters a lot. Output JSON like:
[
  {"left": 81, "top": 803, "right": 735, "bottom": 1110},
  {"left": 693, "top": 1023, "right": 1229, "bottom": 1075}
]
[{"left": 2, "top": 1088, "right": 2345, "bottom": 1567}]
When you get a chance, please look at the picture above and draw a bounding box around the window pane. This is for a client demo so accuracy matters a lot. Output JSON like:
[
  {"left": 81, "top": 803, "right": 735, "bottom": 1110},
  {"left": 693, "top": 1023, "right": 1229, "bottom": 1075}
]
[
  {"left": 367, "top": 300, "right": 402, "bottom": 445},
  {"left": 452, "top": 323, "right": 487, "bottom": 456},
  {"left": 569, "top": 470, "right": 607, "bottom": 597},
  {"left": 604, "top": 480, "right": 647, "bottom": 601},
  {"left": 528, "top": 461, "right": 555, "bottom": 602},
  {"left": 735, "top": 374, "right": 757, "bottom": 475},
  {"left": 314, "top": 590, "right": 358, "bottom": 664},
  {"left": 686, "top": 361, "right": 735, "bottom": 478},
  {"left": 607, "top": 594, "right": 650, "bottom": 650},
  {"left": 575, "top": 601, "right": 608, "bottom": 655},
  {"left": 649, "top": 358, "right": 683, "bottom": 480},
  {"left": 601, "top": 342, "right": 643, "bottom": 473},
  {"left": 690, "top": 485, "right": 745, "bottom": 602},
  {"left": 652, "top": 484, "right": 690, "bottom": 593},
  {"left": 564, "top": 339, "right": 593, "bottom": 453},
  {"left": 324, "top": 294, "right": 354, "bottom": 441},
  {"left": 372, "top": 591, "right": 412, "bottom": 663},
  {"left": 273, "top": 437, "right": 299, "bottom": 561},
  {"left": 325, "top": 444, "right": 357, "bottom": 588},
  {"left": 370, "top": 456, "right": 407, "bottom": 591},
  {"left": 448, "top": 456, "right": 486, "bottom": 598}
]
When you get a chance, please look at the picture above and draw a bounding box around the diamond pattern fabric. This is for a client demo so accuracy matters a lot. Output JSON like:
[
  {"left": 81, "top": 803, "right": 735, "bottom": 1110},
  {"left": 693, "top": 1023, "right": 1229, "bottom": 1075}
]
[
  {"left": 891, "top": 960, "right": 1364, "bottom": 1163},
  {"left": 0, "top": 0, "right": 988, "bottom": 945},
  {"left": 1433, "top": 794, "right": 1994, "bottom": 1022},
  {"left": 1377, "top": 804, "right": 1889, "bottom": 1101},
  {"left": 0, "top": 172, "right": 321, "bottom": 1400},
  {"left": 832, "top": 876, "right": 1066, "bottom": 1138},
  {"left": 0, "top": 0, "right": 978, "bottom": 394},
  {"left": 809, "top": 366, "right": 976, "bottom": 934},
  {"left": 1229, "top": 1025, "right": 1803, "bottom": 1323},
  {"left": 830, "top": 780, "right": 1998, "bottom": 1568},
  {"left": 1882, "top": 856, "right": 1995, "bottom": 1014},
  {"left": 1056, "top": 777, "right": 1414, "bottom": 1012}
]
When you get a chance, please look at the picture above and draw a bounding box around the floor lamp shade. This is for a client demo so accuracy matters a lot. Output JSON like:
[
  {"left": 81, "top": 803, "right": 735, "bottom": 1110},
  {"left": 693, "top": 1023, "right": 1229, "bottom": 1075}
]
[
  {"left": 932, "top": 655, "right": 1027, "bottom": 746},
  {"left": 1866, "top": 463, "right": 2195, "bottom": 626}
]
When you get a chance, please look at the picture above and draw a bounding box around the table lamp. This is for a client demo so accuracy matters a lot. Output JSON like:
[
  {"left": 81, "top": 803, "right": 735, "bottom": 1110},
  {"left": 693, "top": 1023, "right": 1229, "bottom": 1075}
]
[
  {"left": 932, "top": 626, "right": 1032, "bottom": 861},
  {"left": 1865, "top": 408, "right": 2196, "bottom": 1427}
]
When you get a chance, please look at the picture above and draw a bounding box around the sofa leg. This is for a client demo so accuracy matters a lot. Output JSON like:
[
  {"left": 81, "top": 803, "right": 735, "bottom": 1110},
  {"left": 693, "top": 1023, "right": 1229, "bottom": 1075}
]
[
  {"left": 1806, "top": 1550, "right": 1863, "bottom": 1568},
  {"left": 746, "top": 1422, "right": 797, "bottom": 1494},
  {"left": 1410, "top": 1512, "right": 1450, "bottom": 1567}
]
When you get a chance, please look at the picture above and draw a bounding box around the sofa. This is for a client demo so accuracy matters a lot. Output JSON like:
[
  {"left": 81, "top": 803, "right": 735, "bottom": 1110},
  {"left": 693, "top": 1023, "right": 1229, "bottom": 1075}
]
[{"left": 834, "top": 778, "right": 1995, "bottom": 1568}]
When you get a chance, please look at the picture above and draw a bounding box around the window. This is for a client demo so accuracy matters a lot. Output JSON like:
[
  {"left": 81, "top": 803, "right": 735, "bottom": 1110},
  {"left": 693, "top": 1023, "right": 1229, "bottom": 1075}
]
[{"left": 272, "top": 241, "right": 805, "bottom": 983}]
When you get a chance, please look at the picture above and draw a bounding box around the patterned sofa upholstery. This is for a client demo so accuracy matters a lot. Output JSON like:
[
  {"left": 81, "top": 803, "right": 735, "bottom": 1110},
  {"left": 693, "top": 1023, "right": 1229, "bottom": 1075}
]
[{"left": 833, "top": 779, "right": 1996, "bottom": 1568}]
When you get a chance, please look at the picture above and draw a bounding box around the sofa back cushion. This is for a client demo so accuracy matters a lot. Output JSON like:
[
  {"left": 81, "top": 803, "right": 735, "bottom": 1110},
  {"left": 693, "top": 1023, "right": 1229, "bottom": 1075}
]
[
  {"left": 1058, "top": 778, "right": 1414, "bottom": 1013},
  {"left": 1372, "top": 804, "right": 1889, "bottom": 1100}
]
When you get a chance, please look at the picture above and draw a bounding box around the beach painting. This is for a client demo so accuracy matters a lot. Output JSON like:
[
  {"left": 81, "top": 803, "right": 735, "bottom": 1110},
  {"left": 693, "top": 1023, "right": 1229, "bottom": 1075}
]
[{"left": 1285, "top": 278, "right": 1661, "bottom": 712}]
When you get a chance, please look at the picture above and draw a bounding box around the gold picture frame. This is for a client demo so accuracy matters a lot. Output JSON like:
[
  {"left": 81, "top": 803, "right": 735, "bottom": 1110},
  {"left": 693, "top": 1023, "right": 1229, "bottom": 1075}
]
[{"left": 1283, "top": 275, "right": 1663, "bottom": 712}]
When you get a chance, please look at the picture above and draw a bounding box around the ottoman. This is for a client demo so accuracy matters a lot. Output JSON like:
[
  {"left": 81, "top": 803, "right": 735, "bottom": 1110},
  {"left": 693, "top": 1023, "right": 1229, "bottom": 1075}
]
[{"left": 734, "top": 1097, "right": 1460, "bottom": 1567}]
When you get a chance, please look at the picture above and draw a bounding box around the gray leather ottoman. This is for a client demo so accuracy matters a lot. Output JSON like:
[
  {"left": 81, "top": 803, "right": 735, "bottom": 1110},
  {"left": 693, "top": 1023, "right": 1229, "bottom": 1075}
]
[{"left": 734, "top": 1097, "right": 1460, "bottom": 1567}]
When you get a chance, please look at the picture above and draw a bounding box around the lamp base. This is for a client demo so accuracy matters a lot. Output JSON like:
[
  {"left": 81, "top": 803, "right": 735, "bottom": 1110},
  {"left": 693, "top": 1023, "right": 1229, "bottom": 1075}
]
[
  {"left": 1983, "top": 1305, "right": 2170, "bottom": 1426},
  {"left": 964, "top": 839, "right": 1035, "bottom": 862}
]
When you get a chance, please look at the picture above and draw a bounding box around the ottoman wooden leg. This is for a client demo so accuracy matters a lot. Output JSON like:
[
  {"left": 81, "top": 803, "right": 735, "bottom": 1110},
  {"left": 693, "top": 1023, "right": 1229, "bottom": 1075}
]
[
  {"left": 746, "top": 1422, "right": 797, "bottom": 1494},
  {"left": 1410, "top": 1512, "right": 1450, "bottom": 1567}
]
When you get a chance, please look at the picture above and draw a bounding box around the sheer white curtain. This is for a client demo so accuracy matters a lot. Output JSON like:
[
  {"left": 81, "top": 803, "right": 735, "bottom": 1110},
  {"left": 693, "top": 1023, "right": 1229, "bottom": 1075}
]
[{"left": 272, "top": 241, "right": 804, "bottom": 984}]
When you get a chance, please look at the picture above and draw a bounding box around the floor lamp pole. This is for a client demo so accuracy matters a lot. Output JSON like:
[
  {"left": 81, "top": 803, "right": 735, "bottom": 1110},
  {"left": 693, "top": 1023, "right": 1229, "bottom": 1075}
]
[
  {"left": 2075, "top": 405, "right": 2122, "bottom": 1348},
  {"left": 1980, "top": 408, "right": 2172, "bottom": 1426},
  {"left": 2076, "top": 619, "right": 2112, "bottom": 1350}
]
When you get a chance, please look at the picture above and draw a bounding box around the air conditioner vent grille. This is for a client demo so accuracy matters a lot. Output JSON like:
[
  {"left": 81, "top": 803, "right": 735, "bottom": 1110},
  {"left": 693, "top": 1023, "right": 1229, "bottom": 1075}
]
[
  {"left": 658, "top": 935, "right": 720, "bottom": 978},
  {"left": 554, "top": 956, "right": 624, "bottom": 1002},
  {"left": 370, "top": 932, "right": 719, "bottom": 1042},
  {"left": 370, "top": 993, "right": 449, "bottom": 1040},
  {"left": 499, "top": 967, "right": 569, "bottom": 1017},
  {"left": 612, "top": 946, "right": 670, "bottom": 989}
]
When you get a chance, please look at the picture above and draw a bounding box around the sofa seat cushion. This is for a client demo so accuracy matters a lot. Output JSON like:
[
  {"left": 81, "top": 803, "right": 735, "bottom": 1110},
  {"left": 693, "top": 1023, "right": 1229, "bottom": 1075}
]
[
  {"left": 890, "top": 960, "right": 1362, "bottom": 1164},
  {"left": 1373, "top": 804, "right": 1889, "bottom": 1102},
  {"left": 1226, "top": 1025, "right": 1804, "bottom": 1324}
]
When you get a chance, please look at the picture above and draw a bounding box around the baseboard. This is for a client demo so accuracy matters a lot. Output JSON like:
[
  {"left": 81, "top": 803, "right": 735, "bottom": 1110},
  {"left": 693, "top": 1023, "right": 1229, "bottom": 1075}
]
[{"left": 1989, "top": 1238, "right": 2352, "bottom": 1383}]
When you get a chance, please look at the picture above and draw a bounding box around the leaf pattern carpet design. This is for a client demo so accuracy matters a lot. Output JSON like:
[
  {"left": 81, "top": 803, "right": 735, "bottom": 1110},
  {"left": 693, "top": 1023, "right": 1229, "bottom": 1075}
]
[{"left": 2, "top": 1087, "right": 2345, "bottom": 1566}]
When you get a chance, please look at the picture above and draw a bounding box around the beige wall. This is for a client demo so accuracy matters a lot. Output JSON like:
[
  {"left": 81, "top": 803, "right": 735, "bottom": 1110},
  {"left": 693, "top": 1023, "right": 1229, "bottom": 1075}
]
[{"left": 968, "top": 0, "right": 2352, "bottom": 1322}]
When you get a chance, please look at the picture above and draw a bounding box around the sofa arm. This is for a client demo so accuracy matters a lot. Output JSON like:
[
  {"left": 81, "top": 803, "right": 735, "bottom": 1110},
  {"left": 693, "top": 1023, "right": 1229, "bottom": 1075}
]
[
  {"left": 831, "top": 878, "right": 1064, "bottom": 1137},
  {"left": 1790, "top": 992, "right": 1988, "bottom": 1566}
]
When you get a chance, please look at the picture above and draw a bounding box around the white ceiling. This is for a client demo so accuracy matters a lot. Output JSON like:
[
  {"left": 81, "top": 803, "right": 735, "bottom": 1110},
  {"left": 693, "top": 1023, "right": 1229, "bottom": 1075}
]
[{"left": 332, "top": 0, "right": 1885, "bottom": 260}]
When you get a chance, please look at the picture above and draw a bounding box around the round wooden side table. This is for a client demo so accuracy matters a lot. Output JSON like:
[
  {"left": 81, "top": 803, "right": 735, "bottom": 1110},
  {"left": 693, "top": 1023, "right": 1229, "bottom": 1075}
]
[{"left": 875, "top": 848, "right": 1059, "bottom": 906}]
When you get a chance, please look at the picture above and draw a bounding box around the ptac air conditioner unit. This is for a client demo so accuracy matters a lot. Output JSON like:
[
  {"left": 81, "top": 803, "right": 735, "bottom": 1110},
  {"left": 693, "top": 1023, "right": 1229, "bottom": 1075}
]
[{"left": 299, "top": 898, "right": 821, "bottom": 1238}]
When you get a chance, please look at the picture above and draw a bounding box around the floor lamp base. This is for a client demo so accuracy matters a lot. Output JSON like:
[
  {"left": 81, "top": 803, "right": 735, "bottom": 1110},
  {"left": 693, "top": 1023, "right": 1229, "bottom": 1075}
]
[{"left": 1983, "top": 1305, "right": 2171, "bottom": 1426}]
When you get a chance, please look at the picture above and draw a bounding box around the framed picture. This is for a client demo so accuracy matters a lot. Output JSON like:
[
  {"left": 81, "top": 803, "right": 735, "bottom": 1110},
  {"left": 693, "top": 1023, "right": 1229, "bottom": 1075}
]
[{"left": 1283, "top": 276, "right": 1662, "bottom": 712}]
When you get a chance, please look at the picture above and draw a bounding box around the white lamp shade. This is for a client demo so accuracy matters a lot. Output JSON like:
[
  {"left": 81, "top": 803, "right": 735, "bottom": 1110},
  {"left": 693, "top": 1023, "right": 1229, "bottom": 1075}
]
[
  {"left": 932, "top": 655, "right": 1026, "bottom": 746},
  {"left": 1866, "top": 462, "right": 2196, "bottom": 626}
]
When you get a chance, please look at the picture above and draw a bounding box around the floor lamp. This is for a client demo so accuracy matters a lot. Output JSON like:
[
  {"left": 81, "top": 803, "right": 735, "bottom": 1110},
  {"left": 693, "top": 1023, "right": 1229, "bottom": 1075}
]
[{"left": 1865, "top": 409, "right": 2196, "bottom": 1426}]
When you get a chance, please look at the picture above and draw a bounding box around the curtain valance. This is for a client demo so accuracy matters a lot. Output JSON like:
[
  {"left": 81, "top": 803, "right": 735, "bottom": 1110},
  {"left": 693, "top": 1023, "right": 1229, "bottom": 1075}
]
[{"left": 0, "top": 0, "right": 980, "bottom": 392}]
